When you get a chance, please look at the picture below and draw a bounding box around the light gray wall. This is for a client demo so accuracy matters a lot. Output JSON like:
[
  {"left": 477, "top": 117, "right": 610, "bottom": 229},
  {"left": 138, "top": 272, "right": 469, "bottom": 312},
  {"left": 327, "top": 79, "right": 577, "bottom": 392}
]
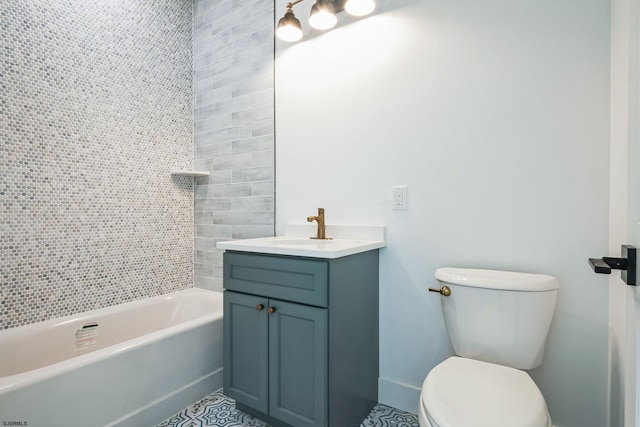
[
  {"left": 0, "top": 1, "right": 193, "bottom": 330},
  {"left": 193, "top": 0, "right": 275, "bottom": 292},
  {"left": 275, "top": 1, "right": 610, "bottom": 426}
]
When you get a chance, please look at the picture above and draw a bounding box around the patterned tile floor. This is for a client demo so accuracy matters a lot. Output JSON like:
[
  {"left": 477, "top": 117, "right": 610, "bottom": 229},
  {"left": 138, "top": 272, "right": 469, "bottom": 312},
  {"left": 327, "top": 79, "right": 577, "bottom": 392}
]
[{"left": 157, "top": 389, "right": 419, "bottom": 427}]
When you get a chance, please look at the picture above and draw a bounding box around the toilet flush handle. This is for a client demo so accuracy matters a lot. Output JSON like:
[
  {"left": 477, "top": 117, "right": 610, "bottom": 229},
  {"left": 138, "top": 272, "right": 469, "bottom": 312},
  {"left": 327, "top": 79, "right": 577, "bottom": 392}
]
[{"left": 428, "top": 286, "right": 451, "bottom": 297}]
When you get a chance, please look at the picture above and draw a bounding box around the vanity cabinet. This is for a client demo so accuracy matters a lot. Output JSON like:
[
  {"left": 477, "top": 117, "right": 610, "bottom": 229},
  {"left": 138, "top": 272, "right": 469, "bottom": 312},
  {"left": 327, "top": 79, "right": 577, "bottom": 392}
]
[{"left": 223, "top": 250, "right": 379, "bottom": 427}]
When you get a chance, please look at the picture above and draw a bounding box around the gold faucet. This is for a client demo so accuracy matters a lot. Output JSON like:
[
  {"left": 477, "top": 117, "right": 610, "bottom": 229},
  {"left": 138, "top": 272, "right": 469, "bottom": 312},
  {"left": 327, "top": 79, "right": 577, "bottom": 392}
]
[{"left": 307, "top": 208, "right": 328, "bottom": 240}]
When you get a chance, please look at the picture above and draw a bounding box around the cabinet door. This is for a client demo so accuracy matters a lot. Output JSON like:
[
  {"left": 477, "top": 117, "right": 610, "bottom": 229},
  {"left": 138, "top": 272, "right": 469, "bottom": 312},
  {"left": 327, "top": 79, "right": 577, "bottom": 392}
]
[
  {"left": 268, "top": 300, "right": 328, "bottom": 427},
  {"left": 223, "top": 291, "right": 268, "bottom": 414}
]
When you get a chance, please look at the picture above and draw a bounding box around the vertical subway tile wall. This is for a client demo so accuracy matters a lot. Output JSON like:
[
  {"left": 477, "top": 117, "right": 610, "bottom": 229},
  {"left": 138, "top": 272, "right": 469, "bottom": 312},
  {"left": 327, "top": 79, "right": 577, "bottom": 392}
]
[
  {"left": 193, "top": 0, "right": 275, "bottom": 292},
  {"left": 0, "top": 1, "right": 193, "bottom": 329}
]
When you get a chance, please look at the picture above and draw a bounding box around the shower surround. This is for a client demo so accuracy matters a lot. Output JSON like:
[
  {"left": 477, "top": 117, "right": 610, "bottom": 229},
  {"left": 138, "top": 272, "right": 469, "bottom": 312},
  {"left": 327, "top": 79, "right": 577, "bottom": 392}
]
[
  {"left": 192, "top": 0, "right": 276, "bottom": 292},
  {"left": 0, "top": 1, "right": 194, "bottom": 329}
]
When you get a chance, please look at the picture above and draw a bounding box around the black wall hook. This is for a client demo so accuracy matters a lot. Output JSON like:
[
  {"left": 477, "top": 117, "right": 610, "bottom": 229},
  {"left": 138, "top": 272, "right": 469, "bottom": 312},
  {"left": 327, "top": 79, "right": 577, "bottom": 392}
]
[{"left": 589, "top": 245, "right": 636, "bottom": 285}]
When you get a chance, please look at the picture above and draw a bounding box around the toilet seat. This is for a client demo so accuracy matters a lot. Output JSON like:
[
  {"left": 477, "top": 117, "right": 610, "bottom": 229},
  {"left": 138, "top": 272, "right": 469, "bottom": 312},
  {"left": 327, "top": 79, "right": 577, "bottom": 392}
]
[{"left": 420, "top": 357, "right": 550, "bottom": 427}]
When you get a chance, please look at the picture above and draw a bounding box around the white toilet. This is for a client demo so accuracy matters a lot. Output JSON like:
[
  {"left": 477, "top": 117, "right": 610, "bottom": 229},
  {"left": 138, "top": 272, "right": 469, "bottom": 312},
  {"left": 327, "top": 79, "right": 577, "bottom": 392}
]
[{"left": 419, "top": 267, "right": 559, "bottom": 427}]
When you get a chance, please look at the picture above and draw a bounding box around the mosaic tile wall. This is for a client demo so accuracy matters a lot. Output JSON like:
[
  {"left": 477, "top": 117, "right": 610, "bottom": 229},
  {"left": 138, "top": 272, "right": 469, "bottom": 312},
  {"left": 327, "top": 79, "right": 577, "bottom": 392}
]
[
  {"left": 193, "top": 0, "right": 275, "bottom": 292},
  {"left": 0, "top": 1, "right": 194, "bottom": 329}
]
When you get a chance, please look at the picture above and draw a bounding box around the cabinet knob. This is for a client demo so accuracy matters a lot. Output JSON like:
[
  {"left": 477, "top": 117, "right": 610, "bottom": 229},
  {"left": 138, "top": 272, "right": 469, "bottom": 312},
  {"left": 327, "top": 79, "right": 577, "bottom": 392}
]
[
  {"left": 267, "top": 306, "right": 276, "bottom": 314},
  {"left": 256, "top": 304, "right": 265, "bottom": 311}
]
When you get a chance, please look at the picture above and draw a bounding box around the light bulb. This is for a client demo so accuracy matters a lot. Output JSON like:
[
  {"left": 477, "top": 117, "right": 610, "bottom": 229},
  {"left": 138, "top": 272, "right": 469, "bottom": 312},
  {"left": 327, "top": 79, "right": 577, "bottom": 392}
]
[
  {"left": 344, "top": 0, "right": 375, "bottom": 17},
  {"left": 277, "top": 25, "right": 303, "bottom": 42}
]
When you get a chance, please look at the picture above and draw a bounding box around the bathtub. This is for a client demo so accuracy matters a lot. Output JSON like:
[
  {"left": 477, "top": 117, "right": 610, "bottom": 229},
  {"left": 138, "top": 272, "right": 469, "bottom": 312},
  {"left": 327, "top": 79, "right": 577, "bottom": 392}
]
[{"left": 0, "top": 288, "right": 223, "bottom": 427}]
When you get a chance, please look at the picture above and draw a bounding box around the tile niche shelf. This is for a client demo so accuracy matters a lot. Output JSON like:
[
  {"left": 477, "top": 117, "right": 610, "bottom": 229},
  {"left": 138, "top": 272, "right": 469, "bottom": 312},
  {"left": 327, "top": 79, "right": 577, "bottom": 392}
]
[{"left": 170, "top": 170, "right": 210, "bottom": 177}]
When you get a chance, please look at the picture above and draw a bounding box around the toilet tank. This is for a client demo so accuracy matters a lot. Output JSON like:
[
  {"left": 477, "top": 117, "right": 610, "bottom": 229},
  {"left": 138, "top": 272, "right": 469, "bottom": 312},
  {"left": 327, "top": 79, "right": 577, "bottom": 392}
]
[{"left": 435, "top": 267, "right": 559, "bottom": 370}]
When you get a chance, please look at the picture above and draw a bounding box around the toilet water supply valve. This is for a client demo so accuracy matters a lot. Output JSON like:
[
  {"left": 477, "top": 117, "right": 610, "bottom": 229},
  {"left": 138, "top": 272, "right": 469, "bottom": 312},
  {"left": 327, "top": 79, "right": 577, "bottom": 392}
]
[{"left": 428, "top": 286, "right": 451, "bottom": 297}]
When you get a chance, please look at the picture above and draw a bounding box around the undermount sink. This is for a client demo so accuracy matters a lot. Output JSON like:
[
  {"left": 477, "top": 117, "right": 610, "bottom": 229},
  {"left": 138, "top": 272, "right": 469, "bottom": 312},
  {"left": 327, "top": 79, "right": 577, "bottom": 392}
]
[
  {"left": 272, "top": 239, "right": 341, "bottom": 246},
  {"left": 216, "top": 234, "right": 384, "bottom": 259}
]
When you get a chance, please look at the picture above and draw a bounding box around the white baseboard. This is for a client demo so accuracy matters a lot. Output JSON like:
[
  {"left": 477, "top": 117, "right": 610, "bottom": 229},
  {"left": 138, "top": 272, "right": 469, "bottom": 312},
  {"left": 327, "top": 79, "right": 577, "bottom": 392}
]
[{"left": 378, "top": 376, "right": 422, "bottom": 415}]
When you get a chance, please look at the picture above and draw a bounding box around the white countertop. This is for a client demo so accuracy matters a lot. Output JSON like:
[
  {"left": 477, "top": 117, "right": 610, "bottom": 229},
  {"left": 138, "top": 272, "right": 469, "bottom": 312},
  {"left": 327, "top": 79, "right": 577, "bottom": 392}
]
[{"left": 216, "top": 225, "right": 386, "bottom": 259}]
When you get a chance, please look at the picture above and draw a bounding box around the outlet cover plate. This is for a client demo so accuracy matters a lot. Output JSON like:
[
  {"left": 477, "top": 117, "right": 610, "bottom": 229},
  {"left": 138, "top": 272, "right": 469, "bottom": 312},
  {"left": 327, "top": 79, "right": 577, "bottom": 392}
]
[{"left": 392, "top": 186, "right": 408, "bottom": 210}]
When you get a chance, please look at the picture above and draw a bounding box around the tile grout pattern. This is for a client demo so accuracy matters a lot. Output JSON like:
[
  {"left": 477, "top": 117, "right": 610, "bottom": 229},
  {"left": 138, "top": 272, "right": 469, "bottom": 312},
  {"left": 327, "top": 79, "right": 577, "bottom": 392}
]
[
  {"left": 157, "top": 389, "right": 420, "bottom": 427},
  {"left": 0, "top": 1, "right": 194, "bottom": 330},
  {"left": 192, "top": 0, "right": 276, "bottom": 293}
]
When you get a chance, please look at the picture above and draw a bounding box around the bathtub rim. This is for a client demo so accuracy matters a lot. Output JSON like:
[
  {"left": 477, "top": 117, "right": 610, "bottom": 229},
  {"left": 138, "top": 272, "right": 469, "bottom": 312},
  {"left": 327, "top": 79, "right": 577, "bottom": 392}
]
[{"left": 0, "top": 287, "right": 223, "bottom": 396}]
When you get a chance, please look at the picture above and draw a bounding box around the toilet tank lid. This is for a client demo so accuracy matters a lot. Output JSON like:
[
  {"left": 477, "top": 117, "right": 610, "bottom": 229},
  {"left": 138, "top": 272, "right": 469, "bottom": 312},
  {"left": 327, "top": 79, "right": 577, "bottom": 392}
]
[{"left": 435, "top": 267, "right": 559, "bottom": 291}]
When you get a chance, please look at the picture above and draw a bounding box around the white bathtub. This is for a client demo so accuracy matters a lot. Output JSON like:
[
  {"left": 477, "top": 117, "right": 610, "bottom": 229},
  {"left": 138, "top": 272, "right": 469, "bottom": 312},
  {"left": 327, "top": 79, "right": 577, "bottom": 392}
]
[{"left": 0, "top": 288, "right": 223, "bottom": 427}]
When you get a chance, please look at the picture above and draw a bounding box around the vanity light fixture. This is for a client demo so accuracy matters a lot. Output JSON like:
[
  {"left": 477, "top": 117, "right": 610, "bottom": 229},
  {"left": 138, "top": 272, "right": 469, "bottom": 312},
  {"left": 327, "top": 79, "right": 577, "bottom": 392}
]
[
  {"left": 276, "top": 3, "right": 304, "bottom": 42},
  {"left": 276, "top": 0, "right": 376, "bottom": 42},
  {"left": 309, "top": 0, "right": 338, "bottom": 30}
]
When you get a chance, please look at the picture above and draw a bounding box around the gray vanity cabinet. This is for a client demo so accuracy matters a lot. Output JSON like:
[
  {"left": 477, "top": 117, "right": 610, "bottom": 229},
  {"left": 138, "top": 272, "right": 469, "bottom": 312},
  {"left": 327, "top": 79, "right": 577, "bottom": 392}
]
[{"left": 222, "top": 250, "right": 379, "bottom": 427}]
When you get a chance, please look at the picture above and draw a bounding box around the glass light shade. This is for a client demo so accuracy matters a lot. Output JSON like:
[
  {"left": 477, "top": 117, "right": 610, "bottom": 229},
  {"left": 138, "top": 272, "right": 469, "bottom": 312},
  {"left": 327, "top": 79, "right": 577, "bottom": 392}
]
[
  {"left": 309, "top": 1, "right": 337, "bottom": 30},
  {"left": 276, "top": 11, "right": 303, "bottom": 42},
  {"left": 344, "top": 0, "right": 375, "bottom": 16}
]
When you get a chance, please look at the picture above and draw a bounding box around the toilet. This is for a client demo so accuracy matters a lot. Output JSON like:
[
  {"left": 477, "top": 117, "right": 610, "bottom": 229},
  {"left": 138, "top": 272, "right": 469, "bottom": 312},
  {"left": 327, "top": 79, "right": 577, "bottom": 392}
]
[{"left": 419, "top": 267, "right": 559, "bottom": 427}]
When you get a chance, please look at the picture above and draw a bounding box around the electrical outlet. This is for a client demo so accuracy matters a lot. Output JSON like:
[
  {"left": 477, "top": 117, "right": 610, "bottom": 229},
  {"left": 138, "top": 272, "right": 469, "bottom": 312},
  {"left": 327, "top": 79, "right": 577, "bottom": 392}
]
[{"left": 392, "top": 186, "right": 408, "bottom": 210}]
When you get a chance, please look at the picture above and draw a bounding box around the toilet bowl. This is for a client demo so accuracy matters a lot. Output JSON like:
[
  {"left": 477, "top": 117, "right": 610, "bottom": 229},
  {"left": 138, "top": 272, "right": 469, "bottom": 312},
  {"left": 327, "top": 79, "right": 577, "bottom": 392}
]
[
  {"left": 419, "top": 268, "right": 559, "bottom": 427},
  {"left": 418, "top": 357, "right": 551, "bottom": 427}
]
